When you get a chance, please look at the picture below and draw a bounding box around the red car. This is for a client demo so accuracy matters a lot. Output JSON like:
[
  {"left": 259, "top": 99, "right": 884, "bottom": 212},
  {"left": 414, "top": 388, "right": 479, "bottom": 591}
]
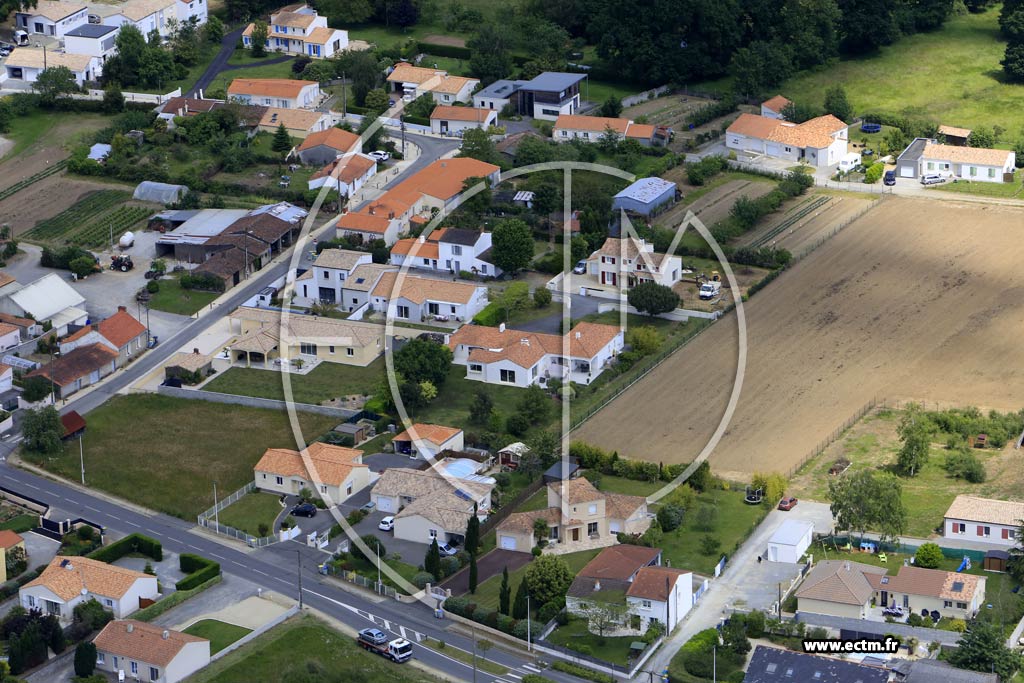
[{"left": 778, "top": 497, "right": 798, "bottom": 511}]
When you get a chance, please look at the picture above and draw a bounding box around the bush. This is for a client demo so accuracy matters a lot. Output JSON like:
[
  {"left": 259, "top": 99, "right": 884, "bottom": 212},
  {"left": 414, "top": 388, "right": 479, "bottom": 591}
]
[
  {"left": 443, "top": 596, "right": 470, "bottom": 617},
  {"left": 656, "top": 503, "right": 684, "bottom": 531},
  {"left": 914, "top": 542, "right": 944, "bottom": 569},
  {"left": 700, "top": 535, "right": 721, "bottom": 556},
  {"left": 496, "top": 614, "right": 516, "bottom": 634},
  {"left": 146, "top": 280, "right": 160, "bottom": 293},
  {"left": 439, "top": 555, "right": 461, "bottom": 578},
  {"left": 522, "top": 676, "right": 556, "bottom": 683},
  {"left": 944, "top": 448, "right": 986, "bottom": 483},
  {"left": 685, "top": 155, "right": 728, "bottom": 186},
  {"left": 533, "top": 287, "right": 552, "bottom": 308},
  {"left": 864, "top": 162, "right": 885, "bottom": 184},
  {"left": 537, "top": 600, "right": 563, "bottom": 624},
  {"left": 413, "top": 571, "right": 435, "bottom": 588},
  {"left": 75, "top": 641, "right": 97, "bottom": 677},
  {"left": 551, "top": 661, "right": 615, "bottom": 683},
  {"left": 88, "top": 533, "right": 162, "bottom": 563},
  {"left": 472, "top": 302, "right": 504, "bottom": 327},
  {"left": 176, "top": 553, "right": 220, "bottom": 591},
  {"left": 907, "top": 613, "right": 925, "bottom": 627},
  {"left": 513, "top": 620, "right": 533, "bottom": 640}
]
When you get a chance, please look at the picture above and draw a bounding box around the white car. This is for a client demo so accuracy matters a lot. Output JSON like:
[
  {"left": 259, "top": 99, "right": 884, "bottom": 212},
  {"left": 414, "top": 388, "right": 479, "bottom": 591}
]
[
  {"left": 378, "top": 516, "right": 394, "bottom": 532},
  {"left": 572, "top": 260, "right": 587, "bottom": 274},
  {"left": 368, "top": 150, "right": 391, "bottom": 163}
]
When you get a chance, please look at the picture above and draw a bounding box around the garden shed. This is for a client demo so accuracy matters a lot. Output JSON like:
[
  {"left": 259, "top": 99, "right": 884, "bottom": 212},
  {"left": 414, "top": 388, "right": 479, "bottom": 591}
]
[
  {"left": 983, "top": 549, "right": 1008, "bottom": 573},
  {"left": 766, "top": 519, "right": 814, "bottom": 563}
]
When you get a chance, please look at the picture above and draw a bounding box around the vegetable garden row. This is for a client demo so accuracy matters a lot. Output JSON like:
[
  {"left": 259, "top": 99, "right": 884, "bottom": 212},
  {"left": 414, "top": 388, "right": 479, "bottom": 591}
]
[{"left": 24, "top": 190, "right": 151, "bottom": 248}]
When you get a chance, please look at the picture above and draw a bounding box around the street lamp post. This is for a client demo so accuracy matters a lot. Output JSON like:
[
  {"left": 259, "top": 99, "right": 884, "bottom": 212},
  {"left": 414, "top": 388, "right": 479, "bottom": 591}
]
[
  {"left": 471, "top": 623, "right": 478, "bottom": 683},
  {"left": 526, "top": 593, "right": 531, "bottom": 652},
  {"left": 78, "top": 434, "right": 85, "bottom": 485},
  {"left": 213, "top": 481, "right": 218, "bottom": 528},
  {"left": 297, "top": 549, "right": 303, "bottom": 609}
]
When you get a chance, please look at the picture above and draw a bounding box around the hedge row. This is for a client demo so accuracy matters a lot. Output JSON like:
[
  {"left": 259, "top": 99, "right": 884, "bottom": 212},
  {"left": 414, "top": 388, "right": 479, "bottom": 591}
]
[
  {"left": 176, "top": 553, "right": 220, "bottom": 591},
  {"left": 0, "top": 565, "right": 47, "bottom": 602},
  {"left": 471, "top": 302, "right": 503, "bottom": 327},
  {"left": 416, "top": 42, "right": 472, "bottom": 60},
  {"left": 88, "top": 533, "right": 162, "bottom": 564},
  {"left": 443, "top": 596, "right": 534, "bottom": 640},
  {"left": 134, "top": 575, "right": 222, "bottom": 622},
  {"left": 550, "top": 661, "right": 615, "bottom": 683},
  {"left": 401, "top": 114, "right": 430, "bottom": 126}
]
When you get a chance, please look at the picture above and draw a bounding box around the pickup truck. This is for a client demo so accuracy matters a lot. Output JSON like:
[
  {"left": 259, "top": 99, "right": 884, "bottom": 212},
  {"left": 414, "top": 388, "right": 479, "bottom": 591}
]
[
  {"left": 357, "top": 628, "right": 413, "bottom": 663},
  {"left": 698, "top": 281, "right": 721, "bottom": 300}
]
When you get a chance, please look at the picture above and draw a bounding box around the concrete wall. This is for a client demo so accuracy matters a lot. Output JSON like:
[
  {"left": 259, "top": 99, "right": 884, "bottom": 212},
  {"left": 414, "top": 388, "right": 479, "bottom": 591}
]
[{"left": 156, "top": 385, "right": 357, "bottom": 418}]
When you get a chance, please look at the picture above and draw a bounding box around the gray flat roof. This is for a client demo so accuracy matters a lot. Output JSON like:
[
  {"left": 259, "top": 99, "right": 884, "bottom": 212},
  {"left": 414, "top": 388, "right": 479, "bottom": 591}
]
[
  {"left": 613, "top": 177, "right": 676, "bottom": 204},
  {"left": 65, "top": 24, "right": 117, "bottom": 38},
  {"left": 768, "top": 518, "right": 814, "bottom": 546},
  {"left": 475, "top": 79, "right": 526, "bottom": 99},
  {"left": 156, "top": 209, "right": 249, "bottom": 245},
  {"left": 520, "top": 72, "right": 587, "bottom": 93}
]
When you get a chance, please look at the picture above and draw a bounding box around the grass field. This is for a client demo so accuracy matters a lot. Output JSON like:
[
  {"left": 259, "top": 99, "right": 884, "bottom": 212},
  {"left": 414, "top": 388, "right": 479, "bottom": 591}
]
[
  {"left": 788, "top": 408, "right": 1024, "bottom": 538},
  {"left": 23, "top": 190, "right": 152, "bottom": 248},
  {"left": 2, "top": 112, "right": 109, "bottom": 161},
  {"left": 216, "top": 492, "right": 282, "bottom": 535},
  {"left": 470, "top": 548, "right": 601, "bottom": 610},
  {"left": 148, "top": 274, "right": 221, "bottom": 316},
  {"left": 545, "top": 617, "right": 636, "bottom": 665},
  {"left": 932, "top": 172, "right": 1024, "bottom": 199},
  {"left": 188, "top": 616, "right": 444, "bottom": 683},
  {"left": 183, "top": 619, "right": 252, "bottom": 654},
  {"left": 23, "top": 395, "right": 338, "bottom": 519},
  {"left": 779, "top": 8, "right": 1024, "bottom": 134},
  {"left": 205, "top": 358, "right": 384, "bottom": 404},
  {"left": 207, "top": 59, "right": 299, "bottom": 97},
  {"left": 422, "top": 639, "right": 508, "bottom": 675}
]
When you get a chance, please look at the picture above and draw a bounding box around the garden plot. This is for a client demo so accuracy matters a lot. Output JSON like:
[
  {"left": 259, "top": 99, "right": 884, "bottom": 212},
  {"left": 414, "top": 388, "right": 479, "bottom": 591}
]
[
  {"left": 735, "top": 191, "right": 879, "bottom": 258},
  {"left": 575, "top": 197, "right": 1024, "bottom": 479},
  {"left": 23, "top": 190, "right": 155, "bottom": 248}
]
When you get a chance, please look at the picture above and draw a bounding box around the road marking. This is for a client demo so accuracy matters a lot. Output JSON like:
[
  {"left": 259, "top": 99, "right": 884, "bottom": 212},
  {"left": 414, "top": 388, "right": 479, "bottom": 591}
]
[
  {"left": 522, "top": 665, "right": 541, "bottom": 673},
  {"left": 125, "top": 521, "right": 140, "bottom": 528},
  {"left": 108, "top": 515, "right": 121, "bottom": 521},
  {"left": 231, "top": 560, "right": 246, "bottom": 568},
  {"left": 209, "top": 553, "right": 226, "bottom": 560},
  {"left": 273, "top": 578, "right": 290, "bottom": 585},
  {"left": 21, "top": 482, "right": 39, "bottom": 490},
  {"left": 253, "top": 569, "right": 268, "bottom": 577},
  {"left": 85, "top": 505, "right": 101, "bottom": 513},
  {"left": 506, "top": 674, "right": 522, "bottom": 679},
  {"left": 398, "top": 625, "right": 407, "bottom": 639}
]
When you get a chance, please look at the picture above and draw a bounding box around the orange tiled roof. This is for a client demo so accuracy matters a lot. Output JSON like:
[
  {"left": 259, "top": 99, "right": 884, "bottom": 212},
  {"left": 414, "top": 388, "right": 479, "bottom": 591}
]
[
  {"left": 336, "top": 212, "right": 391, "bottom": 234},
  {"left": 254, "top": 441, "right": 365, "bottom": 487},
  {"left": 96, "top": 309, "right": 146, "bottom": 349},
  {"left": 371, "top": 271, "right": 481, "bottom": 305},
  {"left": 392, "top": 423, "right": 462, "bottom": 446},
  {"left": 554, "top": 115, "right": 630, "bottom": 134},
  {"left": 311, "top": 154, "right": 376, "bottom": 184},
  {"left": 391, "top": 157, "right": 499, "bottom": 203},
  {"left": 94, "top": 621, "right": 207, "bottom": 668},
  {"left": 228, "top": 78, "right": 316, "bottom": 99},
  {"left": 0, "top": 529, "right": 24, "bottom": 549},
  {"left": 762, "top": 95, "right": 792, "bottom": 112},
  {"left": 430, "top": 105, "right": 494, "bottom": 123},
  {"left": 297, "top": 127, "right": 360, "bottom": 153},
  {"left": 578, "top": 545, "right": 662, "bottom": 581},
  {"left": 625, "top": 123, "right": 655, "bottom": 140},
  {"left": 387, "top": 62, "right": 445, "bottom": 85},
  {"left": 25, "top": 556, "right": 152, "bottom": 601},
  {"left": 626, "top": 565, "right": 691, "bottom": 601},
  {"left": 390, "top": 237, "right": 439, "bottom": 260}
]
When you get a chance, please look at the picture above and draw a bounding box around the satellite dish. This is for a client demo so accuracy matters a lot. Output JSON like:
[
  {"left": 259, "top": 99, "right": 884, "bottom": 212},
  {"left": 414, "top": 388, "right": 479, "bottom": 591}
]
[{"left": 81, "top": 588, "right": 88, "bottom": 595}]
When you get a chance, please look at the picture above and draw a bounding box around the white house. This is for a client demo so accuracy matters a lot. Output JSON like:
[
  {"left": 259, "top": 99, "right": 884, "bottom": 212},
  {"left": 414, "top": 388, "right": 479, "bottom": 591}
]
[
  {"left": 242, "top": 4, "right": 348, "bottom": 58},
  {"left": 94, "top": 620, "right": 211, "bottom": 683},
  {"left": 337, "top": 263, "right": 396, "bottom": 312},
  {"left": 63, "top": 24, "right": 120, "bottom": 71},
  {"left": 553, "top": 115, "right": 656, "bottom": 145},
  {"left": 21, "top": 556, "right": 158, "bottom": 624},
  {"left": 174, "top": 0, "right": 208, "bottom": 25},
  {"left": 389, "top": 237, "right": 440, "bottom": 272},
  {"left": 943, "top": 495, "right": 1024, "bottom": 546},
  {"left": 59, "top": 306, "right": 148, "bottom": 366},
  {"left": 765, "top": 519, "right": 813, "bottom": 563},
  {"left": 296, "top": 127, "right": 362, "bottom": 166},
  {"left": 726, "top": 113, "right": 849, "bottom": 168},
  {"left": 370, "top": 468, "right": 491, "bottom": 544},
  {"left": 0, "top": 324, "right": 20, "bottom": 353},
  {"left": 389, "top": 157, "right": 501, "bottom": 213},
  {"left": 298, "top": 248, "right": 372, "bottom": 304},
  {"left": 254, "top": 442, "right": 369, "bottom": 504},
  {"left": 472, "top": 79, "right": 522, "bottom": 112},
  {"left": 2, "top": 48, "right": 101, "bottom": 86},
  {"left": 589, "top": 236, "right": 682, "bottom": 289},
  {"left": 449, "top": 321, "right": 624, "bottom": 388},
  {"left": 335, "top": 210, "right": 402, "bottom": 247},
  {"left": 386, "top": 62, "right": 478, "bottom": 104},
  {"left": 391, "top": 228, "right": 501, "bottom": 277},
  {"left": 430, "top": 105, "right": 498, "bottom": 136},
  {"left": 227, "top": 78, "right": 321, "bottom": 109},
  {"left": 15, "top": 0, "right": 88, "bottom": 38},
  {"left": 760, "top": 95, "right": 792, "bottom": 120},
  {"left": 307, "top": 154, "right": 377, "bottom": 196},
  {"left": 369, "top": 272, "right": 488, "bottom": 323},
  {"left": 95, "top": 0, "right": 177, "bottom": 38},
  {"left": 625, "top": 566, "right": 694, "bottom": 634},
  {"left": 391, "top": 423, "right": 464, "bottom": 459},
  {"left": 919, "top": 143, "right": 1016, "bottom": 183},
  {"left": 0, "top": 273, "right": 87, "bottom": 335}
]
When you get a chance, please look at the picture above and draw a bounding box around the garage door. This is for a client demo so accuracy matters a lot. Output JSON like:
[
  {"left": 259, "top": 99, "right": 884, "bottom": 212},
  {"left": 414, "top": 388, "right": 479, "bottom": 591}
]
[
  {"left": 899, "top": 164, "right": 915, "bottom": 178},
  {"left": 376, "top": 496, "right": 394, "bottom": 513},
  {"left": 499, "top": 535, "right": 517, "bottom": 551},
  {"left": 609, "top": 521, "right": 622, "bottom": 533}
]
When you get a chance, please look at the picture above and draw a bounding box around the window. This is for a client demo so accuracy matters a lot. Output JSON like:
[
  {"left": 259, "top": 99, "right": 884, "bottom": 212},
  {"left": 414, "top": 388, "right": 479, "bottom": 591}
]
[
  {"left": 346, "top": 348, "right": 354, "bottom": 357},
  {"left": 329, "top": 345, "right": 335, "bottom": 354},
  {"left": 561, "top": 131, "right": 568, "bottom": 137},
  {"left": 989, "top": 168, "right": 997, "bottom": 178},
  {"left": 396, "top": 305, "right": 410, "bottom": 319},
  {"left": 784, "top": 146, "right": 791, "bottom": 152},
  {"left": 429, "top": 529, "right": 437, "bottom": 538},
  {"left": 587, "top": 522, "right": 598, "bottom": 536},
  {"left": 978, "top": 525, "right": 991, "bottom": 537},
  {"left": 954, "top": 522, "right": 966, "bottom": 534},
  {"left": 300, "top": 342, "right": 317, "bottom": 355},
  {"left": 276, "top": 476, "right": 284, "bottom": 485},
  {"left": 443, "top": 94, "right": 451, "bottom": 101},
  {"left": 150, "top": 667, "right": 160, "bottom": 681},
  {"left": 969, "top": 166, "right": 977, "bottom": 177},
  {"left": 97, "top": 653, "right": 105, "bottom": 665},
  {"left": 583, "top": 132, "right": 590, "bottom": 139},
  {"left": 944, "top": 600, "right": 952, "bottom": 607},
  {"left": 131, "top": 662, "right": 138, "bottom": 676},
  {"left": 641, "top": 600, "right": 652, "bottom": 609},
  {"left": 542, "top": 108, "right": 560, "bottom": 117},
  {"left": 957, "top": 601, "right": 968, "bottom": 609},
  {"left": 452, "top": 245, "right": 462, "bottom": 256},
  {"left": 428, "top": 302, "right": 440, "bottom": 315},
  {"left": 927, "top": 162, "right": 934, "bottom": 170},
  {"left": 588, "top": 504, "right": 597, "bottom": 515},
  {"left": 27, "top": 595, "right": 35, "bottom": 608},
  {"left": 549, "top": 526, "right": 558, "bottom": 540},
  {"left": 320, "top": 485, "right": 328, "bottom": 494},
  {"left": 346, "top": 483, "right": 353, "bottom": 496},
  {"left": 469, "top": 363, "right": 483, "bottom": 373},
  {"left": 104, "top": 598, "right": 113, "bottom": 607},
  {"left": 500, "top": 369, "right": 516, "bottom": 383},
  {"left": 1003, "top": 528, "right": 1012, "bottom": 540}
]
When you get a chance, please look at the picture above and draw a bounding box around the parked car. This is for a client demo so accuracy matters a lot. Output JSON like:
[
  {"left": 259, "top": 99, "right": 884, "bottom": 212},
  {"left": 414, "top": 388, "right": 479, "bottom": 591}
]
[
  {"left": 378, "top": 516, "right": 395, "bottom": 531},
  {"left": 360, "top": 501, "right": 376, "bottom": 513},
  {"left": 778, "top": 497, "right": 798, "bottom": 511},
  {"left": 572, "top": 260, "right": 587, "bottom": 274},
  {"left": 920, "top": 174, "right": 944, "bottom": 185},
  {"left": 291, "top": 502, "right": 318, "bottom": 517},
  {"left": 436, "top": 541, "right": 457, "bottom": 556},
  {"left": 883, "top": 170, "right": 896, "bottom": 186},
  {"left": 368, "top": 150, "right": 391, "bottom": 162},
  {"left": 358, "top": 628, "right": 388, "bottom": 645}
]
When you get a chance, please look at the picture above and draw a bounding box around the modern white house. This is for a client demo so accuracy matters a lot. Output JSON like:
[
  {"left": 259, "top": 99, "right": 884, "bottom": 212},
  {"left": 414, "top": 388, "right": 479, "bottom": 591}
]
[
  {"left": 254, "top": 442, "right": 369, "bottom": 504},
  {"left": 15, "top": 0, "right": 88, "bottom": 37},
  {"left": 242, "top": 4, "right": 348, "bottom": 58},
  {"left": 587, "top": 236, "right": 683, "bottom": 289},
  {"left": 93, "top": 0, "right": 178, "bottom": 39},
  {"left": 918, "top": 143, "right": 1016, "bottom": 183},
  {"left": 0, "top": 324, "right": 19, "bottom": 353},
  {"left": 726, "top": 113, "right": 849, "bottom": 168},
  {"left": 227, "top": 78, "right": 321, "bottom": 109},
  {"left": 336, "top": 263, "right": 396, "bottom": 312},
  {"left": 20, "top": 556, "right": 159, "bottom": 624},
  {"left": 943, "top": 495, "right": 1024, "bottom": 546},
  {"left": 307, "top": 154, "right": 377, "bottom": 196},
  {"left": 553, "top": 115, "right": 657, "bottom": 145},
  {"left": 760, "top": 95, "right": 792, "bottom": 120},
  {"left": 63, "top": 24, "right": 120, "bottom": 70},
  {"left": 94, "top": 620, "right": 211, "bottom": 683},
  {"left": 449, "top": 321, "right": 624, "bottom": 388},
  {"left": 368, "top": 272, "right": 488, "bottom": 323},
  {"left": 386, "top": 62, "right": 478, "bottom": 104},
  {"left": 370, "top": 468, "right": 491, "bottom": 544},
  {"left": 765, "top": 519, "right": 813, "bottom": 563},
  {"left": 174, "top": 0, "right": 208, "bottom": 25},
  {"left": 429, "top": 105, "right": 498, "bottom": 136},
  {"left": 391, "top": 423, "right": 464, "bottom": 459},
  {"left": 390, "top": 228, "right": 501, "bottom": 277},
  {"left": 298, "top": 248, "right": 372, "bottom": 304},
  {"left": 2, "top": 48, "right": 101, "bottom": 86}
]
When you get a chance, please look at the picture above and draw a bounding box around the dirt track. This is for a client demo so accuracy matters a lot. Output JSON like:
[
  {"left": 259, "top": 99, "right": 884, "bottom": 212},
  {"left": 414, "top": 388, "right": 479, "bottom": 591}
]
[{"left": 575, "top": 197, "right": 1024, "bottom": 480}]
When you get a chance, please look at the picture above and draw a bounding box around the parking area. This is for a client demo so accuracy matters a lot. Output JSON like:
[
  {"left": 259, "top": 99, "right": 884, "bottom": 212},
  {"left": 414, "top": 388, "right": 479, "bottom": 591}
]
[
  {"left": 20, "top": 530, "right": 60, "bottom": 569},
  {"left": 113, "top": 550, "right": 188, "bottom": 593}
]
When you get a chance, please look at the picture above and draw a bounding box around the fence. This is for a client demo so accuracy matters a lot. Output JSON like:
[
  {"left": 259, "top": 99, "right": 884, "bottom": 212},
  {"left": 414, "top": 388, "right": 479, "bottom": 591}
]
[
  {"left": 480, "top": 476, "right": 545, "bottom": 536},
  {"left": 787, "top": 195, "right": 887, "bottom": 262},
  {"left": 211, "top": 603, "right": 299, "bottom": 661},
  {"left": 337, "top": 112, "right": 431, "bottom": 135},
  {"left": 82, "top": 87, "right": 182, "bottom": 104},
  {"left": 533, "top": 635, "right": 663, "bottom": 678},
  {"left": 621, "top": 85, "right": 672, "bottom": 108},
  {"left": 785, "top": 397, "right": 883, "bottom": 478},
  {"left": 320, "top": 561, "right": 400, "bottom": 599},
  {"left": 157, "top": 384, "right": 359, "bottom": 418},
  {"left": 196, "top": 482, "right": 278, "bottom": 548}
]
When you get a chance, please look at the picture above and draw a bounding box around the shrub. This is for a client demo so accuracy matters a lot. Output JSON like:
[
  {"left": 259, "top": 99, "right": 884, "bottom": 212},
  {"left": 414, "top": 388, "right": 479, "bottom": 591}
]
[
  {"left": 75, "top": 641, "right": 97, "bottom": 677},
  {"left": 551, "top": 661, "right": 615, "bottom": 683},
  {"left": 948, "top": 618, "right": 967, "bottom": 632},
  {"left": 513, "top": 620, "right": 533, "bottom": 640},
  {"left": 146, "top": 280, "right": 160, "bottom": 293},
  {"left": 444, "top": 596, "right": 470, "bottom": 616},
  {"left": 656, "top": 503, "right": 684, "bottom": 532},
  {"left": 413, "top": 571, "right": 435, "bottom": 588},
  {"left": 496, "top": 614, "right": 516, "bottom": 634},
  {"left": 700, "top": 535, "right": 721, "bottom": 556},
  {"left": 537, "top": 600, "right": 563, "bottom": 624},
  {"left": 907, "top": 613, "right": 925, "bottom": 627},
  {"left": 88, "top": 533, "right": 162, "bottom": 563},
  {"left": 533, "top": 287, "right": 552, "bottom": 308},
  {"left": 472, "top": 606, "right": 493, "bottom": 623},
  {"left": 914, "top": 542, "right": 944, "bottom": 569},
  {"left": 472, "top": 302, "right": 504, "bottom": 326},
  {"left": 439, "top": 555, "right": 461, "bottom": 578},
  {"left": 176, "top": 554, "right": 220, "bottom": 591},
  {"left": 864, "top": 162, "right": 885, "bottom": 184}
]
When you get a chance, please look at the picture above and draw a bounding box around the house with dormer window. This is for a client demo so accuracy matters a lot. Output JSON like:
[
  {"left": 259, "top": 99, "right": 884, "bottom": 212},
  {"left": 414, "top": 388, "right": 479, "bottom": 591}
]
[
  {"left": 587, "top": 236, "right": 682, "bottom": 289},
  {"left": 242, "top": 4, "right": 348, "bottom": 58}
]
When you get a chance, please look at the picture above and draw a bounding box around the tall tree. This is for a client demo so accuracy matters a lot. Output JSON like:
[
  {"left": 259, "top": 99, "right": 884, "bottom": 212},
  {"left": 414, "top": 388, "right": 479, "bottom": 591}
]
[
  {"left": 468, "top": 23, "right": 512, "bottom": 85},
  {"left": 33, "top": 67, "right": 79, "bottom": 105},
  {"left": 205, "top": 15, "right": 225, "bottom": 43},
  {"left": 22, "top": 406, "right": 63, "bottom": 455},
  {"left": 318, "top": 0, "right": 374, "bottom": 23},
  {"left": 468, "top": 553, "right": 478, "bottom": 593},
  {"left": 499, "top": 566, "right": 511, "bottom": 615},
  {"left": 469, "top": 390, "right": 494, "bottom": 425},
  {"left": 828, "top": 468, "right": 906, "bottom": 542},
  {"left": 837, "top": 0, "right": 899, "bottom": 53},
  {"left": 524, "top": 554, "right": 573, "bottom": 606},
  {"left": 628, "top": 282, "right": 680, "bottom": 315},
  {"left": 458, "top": 129, "right": 499, "bottom": 165},
  {"left": 1008, "top": 520, "right": 1024, "bottom": 584},
  {"left": 599, "top": 95, "right": 623, "bottom": 118},
  {"left": 490, "top": 219, "right": 534, "bottom": 273},
  {"left": 464, "top": 503, "right": 480, "bottom": 556},
  {"left": 947, "top": 621, "right": 1022, "bottom": 680},
  {"left": 272, "top": 123, "right": 293, "bottom": 155},
  {"left": 393, "top": 338, "right": 453, "bottom": 386},
  {"left": 822, "top": 85, "right": 852, "bottom": 121},
  {"left": 424, "top": 539, "right": 441, "bottom": 579},
  {"left": 896, "top": 405, "right": 931, "bottom": 477},
  {"left": 251, "top": 20, "right": 269, "bottom": 58},
  {"left": 512, "top": 577, "right": 529, "bottom": 619}
]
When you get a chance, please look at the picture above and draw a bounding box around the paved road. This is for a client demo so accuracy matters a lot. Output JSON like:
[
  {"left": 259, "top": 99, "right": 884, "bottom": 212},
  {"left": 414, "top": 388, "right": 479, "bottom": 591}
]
[
  {"left": 189, "top": 26, "right": 245, "bottom": 97},
  {"left": 0, "top": 462, "right": 573, "bottom": 683}
]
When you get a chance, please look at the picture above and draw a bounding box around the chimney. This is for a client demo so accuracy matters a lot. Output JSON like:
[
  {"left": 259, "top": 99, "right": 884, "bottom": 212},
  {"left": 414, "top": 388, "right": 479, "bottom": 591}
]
[
  {"left": 498, "top": 323, "right": 505, "bottom": 333},
  {"left": 192, "top": 347, "right": 200, "bottom": 355},
  {"left": 117, "top": 305, "right": 126, "bottom": 313},
  {"left": 126, "top": 623, "right": 134, "bottom": 633},
  {"left": 368, "top": 207, "right": 375, "bottom": 215},
  {"left": 389, "top": 212, "right": 395, "bottom": 219},
  {"left": 162, "top": 630, "right": 170, "bottom": 640}
]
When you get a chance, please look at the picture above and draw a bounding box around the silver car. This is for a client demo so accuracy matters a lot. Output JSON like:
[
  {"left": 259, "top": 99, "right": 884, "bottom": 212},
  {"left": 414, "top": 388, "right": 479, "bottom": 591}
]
[{"left": 920, "top": 174, "right": 944, "bottom": 185}]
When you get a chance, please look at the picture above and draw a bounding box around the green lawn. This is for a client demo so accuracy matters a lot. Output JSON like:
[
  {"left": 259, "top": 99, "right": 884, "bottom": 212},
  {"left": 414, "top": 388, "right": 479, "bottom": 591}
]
[
  {"left": 778, "top": 8, "right": 1024, "bottom": 133},
  {"left": 932, "top": 172, "right": 1024, "bottom": 199},
  {"left": 204, "top": 357, "right": 385, "bottom": 404},
  {"left": 148, "top": 275, "right": 221, "bottom": 316},
  {"left": 584, "top": 79, "right": 640, "bottom": 105},
  {"left": 595, "top": 475, "right": 663, "bottom": 498},
  {"left": 470, "top": 548, "right": 601, "bottom": 608},
  {"left": 130, "top": 44, "right": 219, "bottom": 95},
  {"left": 188, "top": 615, "right": 444, "bottom": 683},
  {"left": 1, "top": 112, "right": 109, "bottom": 161},
  {"left": 183, "top": 619, "right": 253, "bottom": 655},
  {"left": 656, "top": 488, "right": 769, "bottom": 575},
  {"left": 417, "top": 365, "right": 541, "bottom": 433},
  {"left": 216, "top": 493, "right": 282, "bottom": 536},
  {"left": 0, "top": 513, "right": 37, "bottom": 533},
  {"left": 517, "top": 487, "right": 549, "bottom": 512},
  {"left": 545, "top": 617, "right": 637, "bottom": 665},
  {"left": 207, "top": 59, "right": 299, "bottom": 97},
  {"left": 22, "top": 395, "right": 338, "bottom": 519}
]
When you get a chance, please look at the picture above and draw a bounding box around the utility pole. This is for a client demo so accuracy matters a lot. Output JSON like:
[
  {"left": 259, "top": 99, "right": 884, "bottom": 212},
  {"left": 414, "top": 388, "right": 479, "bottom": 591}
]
[
  {"left": 341, "top": 71, "right": 347, "bottom": 116},
  {"left": 78, "top": 434, "right": 85, "bottom": 485},
  {"left": 213, "top": 481, "right": 218, "bottom": 528},
  {"left": 297, "top": 549, "right": 303, "bottom": 608},
  {"left": 471, "top": 623, "right": 478, "bottom": 683},
  {"left": 401, "top": 122, "right": 406, "bottom": 156},
  {"left": 376, "top": 542, "right": 381, "bottom": 592},
  {"left": 526, "top": 592, "right": 531, "bottom": 652}
]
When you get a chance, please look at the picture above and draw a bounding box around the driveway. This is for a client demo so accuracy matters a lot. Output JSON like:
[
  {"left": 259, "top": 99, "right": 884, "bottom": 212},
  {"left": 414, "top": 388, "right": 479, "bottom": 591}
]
[
  {"left": 20, "top": 530, "right": 60, "bottom": 569},
  {"left": 440, "top": 549, "right": 531, "bottom": 595},
  {"left": 511, "top": 293, "right": 604, "bottom": 335},
  {"left": 149, "top": 572, "right": 274, "bottom": 630}
]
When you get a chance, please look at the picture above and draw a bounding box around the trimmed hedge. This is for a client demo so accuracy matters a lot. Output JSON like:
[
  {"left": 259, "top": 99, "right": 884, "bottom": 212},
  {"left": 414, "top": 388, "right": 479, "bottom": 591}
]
[
  {"left": 134, "top": 575, "right": 222, "bottom": 622},
  {"left": 417, "top": 42, "right": 472, "bottom": 60},
  {"left": 401, "top": 114, "right": 430, "bottom": 126},
  {"left": 522, "top": 676, "right": 556, "bottom": 683},
  {"left": 88, "top": 533, "right": 162, "bottom": 564},
  {"left": 472, "top": 302, "right": 503, "bottom": 327},
  {"left": 551, "top": 661, "right": 615, "bottom": 683},
  {"left": 176, "top": 553, "right": 220, "bottom": 591}
]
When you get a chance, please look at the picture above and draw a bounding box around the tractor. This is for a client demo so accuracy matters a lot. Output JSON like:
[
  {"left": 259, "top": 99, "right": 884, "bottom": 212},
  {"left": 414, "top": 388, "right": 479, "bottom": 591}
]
[{"left": 110, "top": 255, "right": 134, "bottom": 272}]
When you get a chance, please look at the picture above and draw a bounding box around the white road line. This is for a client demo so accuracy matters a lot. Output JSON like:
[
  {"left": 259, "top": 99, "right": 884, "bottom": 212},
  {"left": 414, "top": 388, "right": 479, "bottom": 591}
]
[
  {"left": 108, "top": 515, "right": 121, "bottom": 521},
  {"left": 253, "top": 569, "right": 268, "bottom": 577},
  {"left": 398, "top": 625, "right": 407, "bottom": 639},
  {"left": 85, "top": 505, "right": 101, "bottom": 513},
  {"left": 413, "top": 631, "right": 425, "bottom": 642},
  {"left": 273, "top": 578, "right": 290, "bottom": 585},
  {"left": 522, "top": 665, "right": 541, "bottom": 673},
  {"left": 506, "top": 674, "right": 522, "bottom": 679},
  {"left": 209, "top": 553, "right": 226, "bottom": 560},
  {"left": 125, "top": 521, "right": 140, "bottom": 528},
  {"left": 231, "top": 560, "right": 245, "bottom": 568},
  {"left": 22, "top": 482, "right": 39, "bottom": 490}
]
